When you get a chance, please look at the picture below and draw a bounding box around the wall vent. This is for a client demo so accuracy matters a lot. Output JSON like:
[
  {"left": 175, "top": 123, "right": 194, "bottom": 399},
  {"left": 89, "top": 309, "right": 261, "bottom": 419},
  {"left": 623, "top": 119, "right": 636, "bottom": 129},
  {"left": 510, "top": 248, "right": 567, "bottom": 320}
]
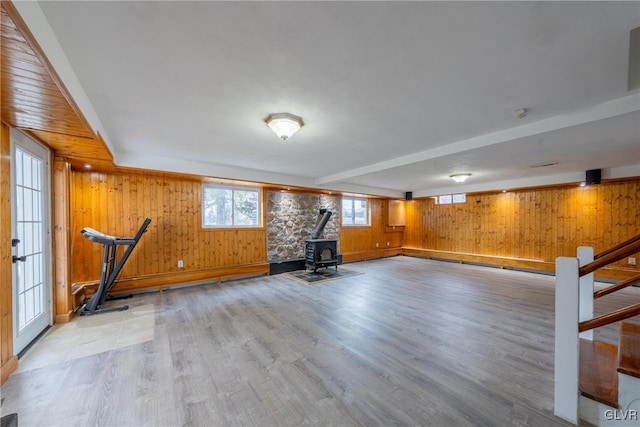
[{"left": 528, "top": 162, "right": 558, "bottom": 169}]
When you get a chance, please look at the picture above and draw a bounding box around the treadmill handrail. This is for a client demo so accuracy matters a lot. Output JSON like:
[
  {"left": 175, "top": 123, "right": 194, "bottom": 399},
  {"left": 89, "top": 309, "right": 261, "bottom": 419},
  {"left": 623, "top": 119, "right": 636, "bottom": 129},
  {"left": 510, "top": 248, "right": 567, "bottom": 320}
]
[
  {"left": 81, "top": 227, "right": 116, "bottom": 245},
  {"left": 81, "top": 226, "right": 145, "bottom": 246}
]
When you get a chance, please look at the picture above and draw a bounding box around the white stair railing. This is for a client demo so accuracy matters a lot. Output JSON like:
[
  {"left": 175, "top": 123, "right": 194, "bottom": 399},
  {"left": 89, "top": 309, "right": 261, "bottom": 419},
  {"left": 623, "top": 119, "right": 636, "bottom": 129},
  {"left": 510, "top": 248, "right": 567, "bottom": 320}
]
[
  {"left": 555, "top": 244, "right": 639, "bottom": 426},
  {"left": 554, "top": 246, "right": 595, "bottom": 424},
  {"left": 554, "top": 256, "right": 580, "bottom": 424}
]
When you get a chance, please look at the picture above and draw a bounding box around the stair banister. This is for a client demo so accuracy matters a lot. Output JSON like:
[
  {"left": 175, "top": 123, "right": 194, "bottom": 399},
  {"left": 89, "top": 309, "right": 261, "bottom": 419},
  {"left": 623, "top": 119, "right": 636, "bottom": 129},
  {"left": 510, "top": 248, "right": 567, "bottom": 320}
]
[
  {"left": 594, "top": 273, "right": 640, "bottom": 299},
  {"left": 579, "top": 238, "right": 640, "bottom": 277},
  {"left": 578, "top": 303, "right": 640, "bottom": 333},
  {"left": 554, "top": 234, "right": 640, "bottom": 424},
  {"left": 578, "top": 247, "right": 595, "bottom": 341},
  {"left": 594, "top": 234, "right": 640, "bottom": 260}
]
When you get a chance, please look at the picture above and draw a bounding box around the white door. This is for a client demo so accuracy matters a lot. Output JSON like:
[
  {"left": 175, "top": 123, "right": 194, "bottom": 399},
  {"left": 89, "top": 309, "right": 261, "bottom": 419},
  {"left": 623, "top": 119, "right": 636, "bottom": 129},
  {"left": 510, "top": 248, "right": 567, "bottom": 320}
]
[{"left": 11, "top": 129, "right": 51, "bottom": 354}]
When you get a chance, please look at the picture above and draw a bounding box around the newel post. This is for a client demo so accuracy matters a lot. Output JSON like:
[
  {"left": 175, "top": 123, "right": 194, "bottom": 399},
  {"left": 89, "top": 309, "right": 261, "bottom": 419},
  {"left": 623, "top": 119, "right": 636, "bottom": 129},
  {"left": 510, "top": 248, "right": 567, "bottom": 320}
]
[{"left": 554, "top": 256, "right": 580, "bottom": 424}]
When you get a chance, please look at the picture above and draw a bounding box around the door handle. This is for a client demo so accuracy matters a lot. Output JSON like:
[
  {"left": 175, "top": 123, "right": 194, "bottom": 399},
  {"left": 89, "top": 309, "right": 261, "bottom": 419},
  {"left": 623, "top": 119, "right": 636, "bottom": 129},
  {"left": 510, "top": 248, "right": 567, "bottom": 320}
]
[{"left": 12, "top": 255, "right": 27, "bottom": 263}]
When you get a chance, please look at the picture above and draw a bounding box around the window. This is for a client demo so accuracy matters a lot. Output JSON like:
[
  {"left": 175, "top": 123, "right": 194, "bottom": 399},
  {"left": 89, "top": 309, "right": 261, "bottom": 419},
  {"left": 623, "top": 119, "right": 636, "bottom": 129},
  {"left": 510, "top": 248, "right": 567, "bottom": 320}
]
[
  {"left": 452, "top": 193, "right": 466, "bottom": 204},
  {"left": 202, "top": 184, "right": 261, "bottom": 227},
  {"left": 438, "top": 194, "right": 452, "bottom": 205},
  {"left": 435, "top": 193, "right": 466, "bottom": 205},
  {"left": 342, "top": 197, "right": 369, "bottom": 226}
]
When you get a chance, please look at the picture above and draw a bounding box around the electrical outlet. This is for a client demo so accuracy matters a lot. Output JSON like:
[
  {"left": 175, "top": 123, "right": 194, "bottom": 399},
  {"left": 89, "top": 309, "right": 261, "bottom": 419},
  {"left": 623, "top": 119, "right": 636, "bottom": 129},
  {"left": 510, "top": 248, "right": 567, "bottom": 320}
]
[
  {"left": 629, "top": 257, "right": 636, "bottom": 266},
  {"left": 386, "top": 242, "right": 390, "bottom": 246},
  {"left": 178, "top": 260, "right": 184, "bottom": 268},
  {"left": 376, "top": 243, "right": 379, "bottom": 248}
]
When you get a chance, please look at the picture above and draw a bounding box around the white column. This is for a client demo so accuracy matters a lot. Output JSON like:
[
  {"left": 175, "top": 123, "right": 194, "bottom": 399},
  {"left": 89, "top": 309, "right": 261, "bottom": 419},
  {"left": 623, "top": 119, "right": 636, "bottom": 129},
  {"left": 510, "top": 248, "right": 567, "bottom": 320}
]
[
  {"left": 577, "top": 246, "right": 594, "bottom": 341},
  {"left": 554, "top": 256, "right": 580, "bottom": 424}
]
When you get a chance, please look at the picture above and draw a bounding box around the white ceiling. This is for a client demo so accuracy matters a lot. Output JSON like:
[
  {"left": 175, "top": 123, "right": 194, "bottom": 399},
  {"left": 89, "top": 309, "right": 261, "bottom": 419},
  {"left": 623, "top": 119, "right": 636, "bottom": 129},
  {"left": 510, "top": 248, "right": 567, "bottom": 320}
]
[{"left": 17, "top": 1, "right": 640, "bottom": 197}]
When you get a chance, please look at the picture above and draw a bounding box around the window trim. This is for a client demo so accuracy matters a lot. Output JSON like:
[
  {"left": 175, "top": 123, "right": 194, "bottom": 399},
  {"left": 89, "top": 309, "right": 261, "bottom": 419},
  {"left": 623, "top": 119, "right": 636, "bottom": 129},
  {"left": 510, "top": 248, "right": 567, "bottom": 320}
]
[
  {"left": 202, "top": 183, "right": 262, "bottom": 228},
  {"left": 434, "top": 193, "right": 467, "bottom": 205},
  {"left": 342, "top": 196, "right": 370, "bottom": 226}
]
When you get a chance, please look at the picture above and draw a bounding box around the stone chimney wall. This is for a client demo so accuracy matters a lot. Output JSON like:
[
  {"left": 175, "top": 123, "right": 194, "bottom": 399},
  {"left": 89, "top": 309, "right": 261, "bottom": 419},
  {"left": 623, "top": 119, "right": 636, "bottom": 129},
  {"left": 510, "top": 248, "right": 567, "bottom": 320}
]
[{"left": 266, "top": 191, "right": 340, "bottom": 261}]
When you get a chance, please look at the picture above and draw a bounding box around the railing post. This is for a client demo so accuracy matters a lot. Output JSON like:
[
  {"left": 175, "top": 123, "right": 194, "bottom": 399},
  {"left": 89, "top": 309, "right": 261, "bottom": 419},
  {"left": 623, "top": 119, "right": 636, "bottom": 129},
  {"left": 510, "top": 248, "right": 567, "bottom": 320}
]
[
  {"left": 577, "top": 247, "right": 594, "bottom": 341},
  {"left": 554, "top": 256, "right": 580, "bottom": 424}
]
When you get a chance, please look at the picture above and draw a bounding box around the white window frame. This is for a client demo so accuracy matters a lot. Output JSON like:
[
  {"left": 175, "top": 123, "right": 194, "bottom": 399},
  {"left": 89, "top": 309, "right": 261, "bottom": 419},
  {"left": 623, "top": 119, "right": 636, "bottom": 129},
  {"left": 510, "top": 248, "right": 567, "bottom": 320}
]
[
  {"left": 342, "top": 197, "right": 370, "bottom": 226},
  {"left": 436, "top": 193, "right": 467, "bottom": 205},
  {"left": 202, "top": 184, "right": 261, "bottom": 228}
]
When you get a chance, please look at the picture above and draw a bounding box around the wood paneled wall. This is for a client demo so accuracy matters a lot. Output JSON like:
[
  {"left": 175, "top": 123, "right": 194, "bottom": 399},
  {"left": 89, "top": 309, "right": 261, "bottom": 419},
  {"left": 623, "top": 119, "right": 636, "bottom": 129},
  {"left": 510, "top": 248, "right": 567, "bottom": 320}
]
[
  {"left": 71, "top": 182, "right": 406, "bottom": 287},
  {"left": 70, "top": 171, "right": 267, "bottom": 292},
  {"left": 52, "top": 158, "right": 73, "bottom": 322},
  {"left": 1, "top": 121, "right": 18, "bottom": 383},
  {"left": 404, "top": 180, "right": 640, "bottom": 277},
  {"left": 340, "top": 198, "right": 404, "bottom": 262}
]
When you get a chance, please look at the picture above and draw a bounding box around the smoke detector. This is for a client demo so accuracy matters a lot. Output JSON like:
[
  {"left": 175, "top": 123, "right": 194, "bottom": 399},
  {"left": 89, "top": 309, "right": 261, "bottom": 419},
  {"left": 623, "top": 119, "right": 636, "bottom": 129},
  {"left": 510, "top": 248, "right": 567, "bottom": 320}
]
[{"left": 513, "top": 108, "right": 527, "bottom": 119}]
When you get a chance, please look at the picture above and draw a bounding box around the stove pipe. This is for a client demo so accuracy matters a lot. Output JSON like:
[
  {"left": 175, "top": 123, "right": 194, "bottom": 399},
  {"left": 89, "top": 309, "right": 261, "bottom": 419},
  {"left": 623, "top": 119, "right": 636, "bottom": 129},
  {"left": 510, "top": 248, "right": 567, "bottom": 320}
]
[{"left": 311, "top": 209, "right": 332, "bottom": 239}]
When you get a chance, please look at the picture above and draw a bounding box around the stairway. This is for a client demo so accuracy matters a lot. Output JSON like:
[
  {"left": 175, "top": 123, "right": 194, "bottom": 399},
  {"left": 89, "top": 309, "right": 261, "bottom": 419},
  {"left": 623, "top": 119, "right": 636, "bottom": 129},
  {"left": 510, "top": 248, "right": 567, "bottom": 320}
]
[{"left": 578, "top": 322, "right": 640, "bottom": 426}]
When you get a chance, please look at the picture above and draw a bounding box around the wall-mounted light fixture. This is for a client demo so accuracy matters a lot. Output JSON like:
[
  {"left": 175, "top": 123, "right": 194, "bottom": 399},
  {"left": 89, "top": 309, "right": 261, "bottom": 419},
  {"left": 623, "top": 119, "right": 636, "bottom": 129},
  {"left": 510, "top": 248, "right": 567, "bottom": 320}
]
[
  {"left": 265, "top": 113, "right": 304, "bottom": 141},
  {"left": 450, "top": 173, "right": 472, "bottom": 183}
]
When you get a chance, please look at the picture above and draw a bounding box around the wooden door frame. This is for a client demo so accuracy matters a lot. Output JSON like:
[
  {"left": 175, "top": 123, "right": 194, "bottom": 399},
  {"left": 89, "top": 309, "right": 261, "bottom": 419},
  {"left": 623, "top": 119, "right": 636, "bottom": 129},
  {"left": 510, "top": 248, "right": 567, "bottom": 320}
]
[{"left": 1, "top": 122, "right": 18, "bottom": 384}]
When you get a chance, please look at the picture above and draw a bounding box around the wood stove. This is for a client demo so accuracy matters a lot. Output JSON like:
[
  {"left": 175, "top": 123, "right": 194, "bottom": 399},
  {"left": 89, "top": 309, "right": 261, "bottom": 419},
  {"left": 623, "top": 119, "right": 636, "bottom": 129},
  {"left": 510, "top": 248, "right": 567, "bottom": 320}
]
[
  {"left": 305, "top": 239, "right": 338, "bottom": 272},
  {"left": 305, "top": 209, "right": 339, "bottom": 272}
]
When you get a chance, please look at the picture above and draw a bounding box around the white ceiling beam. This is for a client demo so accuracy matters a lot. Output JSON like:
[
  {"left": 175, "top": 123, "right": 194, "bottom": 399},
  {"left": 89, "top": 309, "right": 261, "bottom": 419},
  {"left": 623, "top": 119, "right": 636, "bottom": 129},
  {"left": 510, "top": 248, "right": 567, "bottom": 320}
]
[
  {"left": 115, "top": 152, "right": 404, "bottom": 198},
  {"left": 315, "top": 93, "right": 640, "bottom": 185},
  {"left": 413, "top": 164, "right": 640, "bottom": 198}
]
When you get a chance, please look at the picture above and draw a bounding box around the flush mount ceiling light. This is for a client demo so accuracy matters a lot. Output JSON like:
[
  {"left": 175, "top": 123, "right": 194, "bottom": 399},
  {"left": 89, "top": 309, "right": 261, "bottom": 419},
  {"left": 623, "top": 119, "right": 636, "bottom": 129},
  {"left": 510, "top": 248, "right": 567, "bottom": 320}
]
[
  {"left": 264, "top": 113, "right": 304, "bottom": 141},
  {"left": 450, "top": 173, "right": 472, "bottom": 183},
  {"left": 513, "top": 108, "right": 527, "bottom": 119}
]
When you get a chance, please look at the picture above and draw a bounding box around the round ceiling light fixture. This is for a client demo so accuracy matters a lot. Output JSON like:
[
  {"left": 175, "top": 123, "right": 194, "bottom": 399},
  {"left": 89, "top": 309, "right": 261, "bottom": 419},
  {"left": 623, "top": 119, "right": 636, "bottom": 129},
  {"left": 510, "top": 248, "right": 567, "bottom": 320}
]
[
  {"left": 264, "top": 113, "right": 304, "bottom": 141},
  {"left": 450, "top": 173, "right": 472, "bottom": 183}
]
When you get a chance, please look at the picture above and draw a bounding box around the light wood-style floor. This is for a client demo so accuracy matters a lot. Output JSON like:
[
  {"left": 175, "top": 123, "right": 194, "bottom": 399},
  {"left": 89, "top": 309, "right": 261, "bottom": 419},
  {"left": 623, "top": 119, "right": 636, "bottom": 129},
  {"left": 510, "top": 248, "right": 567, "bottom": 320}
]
[{"left": 2, "top": 256, "right": 637, "bottom": 426}]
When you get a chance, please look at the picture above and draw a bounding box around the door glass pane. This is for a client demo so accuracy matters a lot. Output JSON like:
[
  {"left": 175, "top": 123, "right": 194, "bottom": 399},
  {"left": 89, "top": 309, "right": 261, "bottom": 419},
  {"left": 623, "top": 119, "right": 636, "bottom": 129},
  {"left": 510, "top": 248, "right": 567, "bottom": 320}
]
[
  {"left": 36, "top": 253, "right": 42, "bottom": 283},
  {"left": 35, "top": 223, "right": 41, "bottom": 254},
  {"left": 24, "top": 188, "right": 33, "bottom": 222},
  {"left": 19, "top": 293, "right": 25, "bottom": 329},
  {"left": 32, "top": 189, "right": 40, "bottom": 221},
  {"left": 35, "top": 282, "right": 42, "bottom": 315},
  {"left": 32, "top": 157, "right": 40, "bottom": 190},
  {"left": 23, "top": 155, "right": 32, "bottom": 189},
  {"left": 23, "top": 289, "right": 32, "bottom": 327},
  {"left": 16, "top": 187, "right": 23, "bottom": 221},
  {"left": 25, "top": 257, "right": 33, "bottom": 294},
  {"left": 15, "top": 151, "right": 23, "bottom": 186},
  {"left": 16, "top": 261, "right": 25, "bottom": 294},
  {"left": 23, "top": 221, "right": 33, "bottom": 255},
  {"left": 15, "top": 148, "right": 46, "bottom": 332}
]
